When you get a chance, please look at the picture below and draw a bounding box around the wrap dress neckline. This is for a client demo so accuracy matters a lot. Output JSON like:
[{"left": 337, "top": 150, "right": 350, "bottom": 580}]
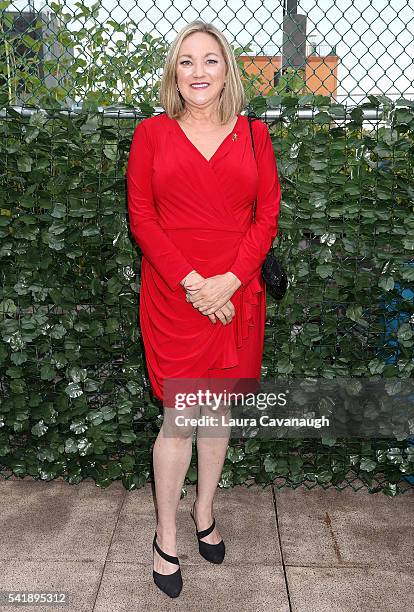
[{"left": 170, "top": 113, "right": 242, "bottom": 164}]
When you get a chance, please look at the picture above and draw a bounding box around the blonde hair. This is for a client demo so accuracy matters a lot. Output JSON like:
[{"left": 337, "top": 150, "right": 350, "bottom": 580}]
[{"left": 159, "top": 20, "right": 246, "bottom": 124}]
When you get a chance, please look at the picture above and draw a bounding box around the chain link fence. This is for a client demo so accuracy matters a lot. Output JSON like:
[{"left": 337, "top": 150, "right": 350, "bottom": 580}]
[
  {"left": 1, "top": 0, "right": 413, "bottom": 110},
  {"left": 1, "top": 1, "right": 413, "bottom": 493}
]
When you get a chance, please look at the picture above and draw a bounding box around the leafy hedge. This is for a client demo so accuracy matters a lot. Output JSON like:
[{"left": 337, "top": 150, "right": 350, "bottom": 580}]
[{"left": 0, "top": 93, "right": 413, "bottom": 495}]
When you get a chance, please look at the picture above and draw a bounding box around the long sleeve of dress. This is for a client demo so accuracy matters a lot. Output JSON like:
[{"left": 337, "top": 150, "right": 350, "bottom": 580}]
[
  {"left": 228, "top": 121, "right": 281, "bottom": 288},
  {"left": 126, "top": 121, "right": 195, "bottom": 292}
]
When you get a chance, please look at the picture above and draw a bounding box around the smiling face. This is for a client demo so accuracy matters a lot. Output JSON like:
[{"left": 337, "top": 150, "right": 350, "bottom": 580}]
[{"left": 175, "top": 31, "right": 227, "bottom": 113}]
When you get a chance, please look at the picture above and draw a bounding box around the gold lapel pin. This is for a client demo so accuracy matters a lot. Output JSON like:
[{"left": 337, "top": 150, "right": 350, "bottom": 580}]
[{"left": 232, "top": 132, "right": 238, "bottom": 141}]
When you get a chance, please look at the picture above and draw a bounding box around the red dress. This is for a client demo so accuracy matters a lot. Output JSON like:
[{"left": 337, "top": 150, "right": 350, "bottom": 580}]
[{"left": 126, "top": 112, "right": 281, "bottom": 402}]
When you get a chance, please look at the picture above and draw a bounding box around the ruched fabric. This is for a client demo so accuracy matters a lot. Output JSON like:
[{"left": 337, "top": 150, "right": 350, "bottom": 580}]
[{"left": 126, "top": 112, "right": 281, "bottom": 402}]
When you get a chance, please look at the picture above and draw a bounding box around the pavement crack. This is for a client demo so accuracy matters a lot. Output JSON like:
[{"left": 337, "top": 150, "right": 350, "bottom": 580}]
[{"left": 323, "top": 511, "right": 342, "bottom": 564}]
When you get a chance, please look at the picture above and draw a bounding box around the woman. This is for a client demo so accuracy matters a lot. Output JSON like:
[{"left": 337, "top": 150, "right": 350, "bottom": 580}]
[{"left": 126, "top": 20, "right": 281, "bottom": 598}]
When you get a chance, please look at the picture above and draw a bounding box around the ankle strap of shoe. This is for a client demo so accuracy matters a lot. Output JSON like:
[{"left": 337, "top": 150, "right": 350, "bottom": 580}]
[
  {"left": 196, "top": 518, "right": 215, "bottom": 539},
  {"left": 153, "top": 533, "right": 180, "bottom": 565}
]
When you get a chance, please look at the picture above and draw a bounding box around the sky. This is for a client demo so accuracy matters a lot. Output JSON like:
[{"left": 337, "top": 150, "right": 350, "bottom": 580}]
[{"left": 11, "top": 0, "right": 414, "bottom": 105}]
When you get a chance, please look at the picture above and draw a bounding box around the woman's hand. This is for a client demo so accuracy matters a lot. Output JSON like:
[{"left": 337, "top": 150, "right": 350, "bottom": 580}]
[
  {"left": 185, "top": 272, "right": 241, "bottom": 315},
  {"left": 207, "top": 300, "right": 235, "bottom": 325},
  {"left": 181, "top": 271, "right": 238, "bottom": 323},
  {"left": 180, "top": 269, "right": 207, "bottom": 289}
]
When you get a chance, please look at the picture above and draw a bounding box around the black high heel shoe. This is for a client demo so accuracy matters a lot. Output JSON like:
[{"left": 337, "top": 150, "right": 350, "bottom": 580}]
[
  {"left": 190, "top": 501, "right": 225, "bottom": 564},
  {"left": 152, "top": 531, "right": 183, "bottom": 598}
]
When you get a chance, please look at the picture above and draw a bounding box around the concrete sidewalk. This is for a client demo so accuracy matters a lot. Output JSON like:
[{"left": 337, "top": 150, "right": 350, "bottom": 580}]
[{"left": 0, "top": 478, "right": 412, "bottom": 611}]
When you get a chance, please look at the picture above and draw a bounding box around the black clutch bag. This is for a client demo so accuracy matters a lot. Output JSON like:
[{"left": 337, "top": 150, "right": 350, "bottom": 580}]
[{"left": 247, "top": 112, "right": 288, "bottom": 301}]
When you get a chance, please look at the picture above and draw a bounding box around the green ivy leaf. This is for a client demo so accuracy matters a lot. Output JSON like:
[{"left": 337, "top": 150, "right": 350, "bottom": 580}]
[
  {"left": 40, "top": 364, "right": 56, "bottom": 381},
  {"left": 119, "top": 431, "right": 137, "bottom": 443},
  {"left": 321, "top": 436, "right": 337, "bottom": 447},
  {"left": 368, "top": 359, "right": 386, "bottom": 374},
  {"left": 186, "top": 465, "right": 197, "bottom": 483},
  {"left": 360, "top": 458, "right": 377, "bottom": 472},
  {"left": 316, "top": 264, "right": 333, "bottom": 278},
  {"left": 64, "top": 438, "right": 78, "bottom": 454},
  {"left": 378, "top": 276, "right": 395, "bottom": 291},
  {"left": 65, "top": 382, "right": 83, "bottom": 398},
  {"left": 70, "top": 420, "right": 88, "bottom": 434},
  {"left": 275, "top": 459, "right": 289, "bottom": 475},
  {"left": 227, "top": 447, "right": 244, "bottom": 463},
  {"left": 244, "top": 439, "right": 261, "bottom": 454},
  {"left": 264, "top": 455, "right": 277, "bottom": 473},
  {"left": 397, "top": 323, "right": 413, "bottom": 342},
  {"left": 17, "top": 155, "right": 33, "bottom": 172},
  {"left": 346, "top": 306, "right": 369, "bottom": 327},
  {"left": 31, "top": 420, "right": 48, "bottom": 437},
  {"left": 402, "top": 237, "right": 414, "bottom": 250},
  {"left": 87, "top": 410, "right": 104, "bottom": 426}
]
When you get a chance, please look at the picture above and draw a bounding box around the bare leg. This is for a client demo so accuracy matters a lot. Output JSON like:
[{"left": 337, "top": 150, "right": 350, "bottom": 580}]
[
  {"left": 193, "top": 401, "right": 232, "bottom": 544},
  {"left": 152, "top": 403, "right": 200, "bottom": 574}
]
